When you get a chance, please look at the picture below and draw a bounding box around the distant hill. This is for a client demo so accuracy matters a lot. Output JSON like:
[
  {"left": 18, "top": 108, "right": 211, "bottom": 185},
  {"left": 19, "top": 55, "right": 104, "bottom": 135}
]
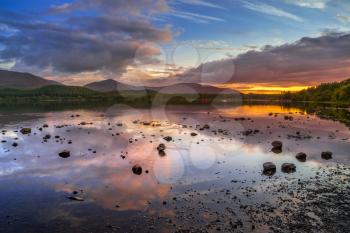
[
  {"left": 84, "top": 79, "right": 146, "bottom": 92},
  {"left": 149, "top": 83, "right": 240, "bottom": 95},
  {"left": 0, "top": 70, "right": 61, "bottom": 89},
  {"left": 85, "top": 79, "right": 239, "bottom": 95},
  {"left": 282, "top": 79, "right": 350, "bottom": 103}
]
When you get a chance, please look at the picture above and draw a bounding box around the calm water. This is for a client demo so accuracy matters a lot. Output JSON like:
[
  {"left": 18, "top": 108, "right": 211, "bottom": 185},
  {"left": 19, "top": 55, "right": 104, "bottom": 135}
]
[{"left": 0, "top": 104, "right": 349, "bottom": 232}]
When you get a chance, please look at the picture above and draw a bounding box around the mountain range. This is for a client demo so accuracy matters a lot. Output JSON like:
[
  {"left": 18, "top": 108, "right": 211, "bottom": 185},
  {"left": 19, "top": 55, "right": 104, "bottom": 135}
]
[
  {"left": 0, "top": 70, "right": 237, "bottom": 94},
  {"left": 0, "top": 70, "right": 60, "bottom": 89}
]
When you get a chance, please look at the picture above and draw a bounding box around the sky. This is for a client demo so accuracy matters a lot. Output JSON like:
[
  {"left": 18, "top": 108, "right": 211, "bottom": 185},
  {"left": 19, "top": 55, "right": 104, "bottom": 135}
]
[{"left": 0, "top": 0, "right": 350, "bottom": 93}]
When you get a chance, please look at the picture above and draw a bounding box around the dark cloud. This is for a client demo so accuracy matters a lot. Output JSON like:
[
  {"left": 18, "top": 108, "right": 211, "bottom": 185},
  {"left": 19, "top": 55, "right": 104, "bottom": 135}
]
[
  {"left": 170, "top": 33, "right": 350, "bottom": 86},
  {"left": 0, "top": 0, "right": 172, "bottom": 75}
]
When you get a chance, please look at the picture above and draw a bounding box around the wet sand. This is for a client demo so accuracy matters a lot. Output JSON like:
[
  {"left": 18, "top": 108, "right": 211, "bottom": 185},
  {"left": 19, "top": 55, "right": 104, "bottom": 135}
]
[{"left": 0, "top": 105, "right": 349, "bottom": 232}]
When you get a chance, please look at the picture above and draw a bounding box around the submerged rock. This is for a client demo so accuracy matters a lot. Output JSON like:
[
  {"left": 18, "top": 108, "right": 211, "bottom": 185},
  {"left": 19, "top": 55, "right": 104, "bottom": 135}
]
[
  {"left": 281, "top": 163, "right": 296, "bottom": 173},
  {"left": 263, "top": 162, "right": 276, "bottom": 176},
  {"left": 132, "top": 165, "right": 142, "bottom": 175},
  {"left": 20, "top": 128, "right": 32, "bottom": 135},
  {"left": 296, "top": 152, "right": 307, "bottom": 162},
  {"left": 321, "top": 151, "right": 333, "bottom": 160},
  {"left": 59, "top": 150, "right": 71, "bottom": 158}
]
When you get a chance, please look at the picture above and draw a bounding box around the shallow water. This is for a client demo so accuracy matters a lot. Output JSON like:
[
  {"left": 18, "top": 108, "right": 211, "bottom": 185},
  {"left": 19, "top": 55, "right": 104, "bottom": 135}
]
[{"left": 0, "top": 104, "right": 349, "bottom": 232}]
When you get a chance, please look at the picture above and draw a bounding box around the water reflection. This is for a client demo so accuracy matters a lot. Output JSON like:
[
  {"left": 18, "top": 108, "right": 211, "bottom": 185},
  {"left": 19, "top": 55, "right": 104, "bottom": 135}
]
[{"left": 0, "top": 105, "right": 349, "bottom": 232}]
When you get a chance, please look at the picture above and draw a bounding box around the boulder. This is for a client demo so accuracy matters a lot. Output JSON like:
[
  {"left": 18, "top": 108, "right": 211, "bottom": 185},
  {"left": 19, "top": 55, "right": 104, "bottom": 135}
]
[
  {"left": 321, "top": 151, "right": 332, "bottom": 160},
  {"left": 281, "top": 163, "right": 296, "bottom": 173},
  {"left": 272, "top": 141, "right": 283, "bottom": 149},
  {"left": 163, "top": 136, "right": 172, "bottom": 142},
  {"left": 132, "top": 165, "right": 142, "bottom": 175},
  {"left": 190, "top": 132, "right": 198, "bottom": 137},
  {"left": 263, "top": 162, "right": 276, "bottom": 176},
  {"left": 59, "top": 150, "right": 71, "bottom": 158},
  {"left": 20, "top": 128, "right": 32, "bottom": 135},
  {"left": 68, "top": 196, "right": 84, "bottom": 201},
  {"left": 157, "top": 143, "right": 166, "bottom": 152},
  {"left": 296, "top": 152, "right": 307, "bottom": 162}
]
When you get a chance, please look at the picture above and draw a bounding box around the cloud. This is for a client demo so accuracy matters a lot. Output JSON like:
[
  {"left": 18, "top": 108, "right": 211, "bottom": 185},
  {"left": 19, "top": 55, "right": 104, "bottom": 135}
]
[
  {"left": 167, "top": 33, "right": 350, "bottom": 87},
  {"left": 176, "top": 0, "right": 224, "bottom": 9},
  {"left": 242, "top": 1, "right": 303, "bottom": 22},
  {"left": 49, "top": 0, "right": 170, "bottom": 15},
  {"left": 284, "top": 0, "right": 329, "bottom": 9},
  {"left": 170, "top": 10, "right": 225, "bottom": 23},
  {"left": 0, "top": 0, "right": 172, "bottom": 75},
  {"left": 337, "top": 14, "right": 350, "bottom": 23}
]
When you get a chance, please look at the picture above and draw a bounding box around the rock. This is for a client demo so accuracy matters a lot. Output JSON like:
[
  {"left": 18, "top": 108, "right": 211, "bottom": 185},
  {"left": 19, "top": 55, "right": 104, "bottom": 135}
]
[
  {"left": 68, "top": 196, "right": 84, "bottom": 201},
  {"left": 59, "top": 150, "right": 71, "bottom": 158},
  {"left": 202, "top": 124, "right": 210, "bottom": 130},
  {"left": 157, "top": 143, "right": 166, "bottom": 156},
  {"left": 43, "top": 134, "right": 51, "bottom": 140},
  {"left": 190, "top": 132, "right": 198, "bottom": 137},
  {"left": 281, "top": 163, "right": 296, "bottom": 173},
  {"left": 157, "top": 143, "right": 166, "bottom": 152},
  {"left": 163, "top": 136, "right": 172, "bottom": 142},
  {"left": 132, "top": 165, "right": 142, "bottom": 175},
  {"left": 296, "top": 152, "right": 307, "bottom": 162},
  {"left": 20, "top": 128, "right": 32, "bottom": 135},
  {"left": 271, "top": 141, "right": 283, "bottom": 153},
  {"left": 12, "top": 142, "right": 18, "bottom": 147},
  {"left": 263, "top": 162, "right": 276, "bottom": 176},
  {"left": 272, "top": 141, "right": 282, "bottom": 149},
  {"left": 321, "top": 151, "right": 333, "bottom": 160}
]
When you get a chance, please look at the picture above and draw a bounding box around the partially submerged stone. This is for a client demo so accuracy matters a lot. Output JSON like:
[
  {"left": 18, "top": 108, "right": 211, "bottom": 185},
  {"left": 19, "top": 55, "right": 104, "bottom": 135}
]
[
  {"left": 271, "top": 141, "right": 283, "bottom": 153},
  {"left": 59, "top": 150, "right": 71, "bottom": 158},
  {"left": 163, "top": 136, "right": 172, "bottom": 142},
  {"left": 68, "top": 196, "right": 84, "bottom": 201},
  {"left": 296, "top": 152, "right": 307, "bottom": 162},
  {"left": 281, "top": 163, "right": 296, "bottom": 173},
  {"left": 20, "top": 128, "right": 32, "bottom": 135},
  {"left": 263, "top": 162, "right": 276, "bottom": 176},
  {"left": 157, "top": 143, "right": 166, "bottom": 156},
  {"left": 321, "top": 151, "right": 333, "bottom": 160},
  {"left": 272, "top": 141, "right": 283, "bottom": 150},
  {"left": 132, "top": 165, "right": 142, "bottom": 175}
]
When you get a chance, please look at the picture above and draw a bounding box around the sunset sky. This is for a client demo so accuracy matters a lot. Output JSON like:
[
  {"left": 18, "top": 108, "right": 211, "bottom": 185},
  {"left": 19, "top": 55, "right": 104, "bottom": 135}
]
[{"left": 1, "top": 0, "right": 350, "bottom": 93}]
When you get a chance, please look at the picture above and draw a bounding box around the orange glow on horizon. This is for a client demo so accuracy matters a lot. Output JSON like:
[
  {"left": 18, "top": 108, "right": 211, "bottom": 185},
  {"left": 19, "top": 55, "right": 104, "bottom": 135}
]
[{"left": 216, "top": 84, "right": 311, "bottom": 94}]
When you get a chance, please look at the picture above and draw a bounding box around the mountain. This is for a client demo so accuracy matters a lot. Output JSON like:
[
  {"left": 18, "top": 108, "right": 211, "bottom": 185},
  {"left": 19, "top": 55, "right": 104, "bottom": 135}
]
[
  {"left": 149, "top": 83, "right": 239, "bottom": 95},
  {"left": 84, "top": 79, "right": 146, "bottom": 92},
  {"left": 85, "top": 79, "right": 239, "bottom": 95},
  {"left": 0, "top": 70, "right": 61, "bottom": 89}
]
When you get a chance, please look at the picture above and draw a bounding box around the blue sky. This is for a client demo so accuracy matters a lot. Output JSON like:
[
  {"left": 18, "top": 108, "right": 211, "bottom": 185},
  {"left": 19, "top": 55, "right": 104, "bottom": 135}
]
[{"left": 0, "top": 0, "right": 350, "bottom": 91}]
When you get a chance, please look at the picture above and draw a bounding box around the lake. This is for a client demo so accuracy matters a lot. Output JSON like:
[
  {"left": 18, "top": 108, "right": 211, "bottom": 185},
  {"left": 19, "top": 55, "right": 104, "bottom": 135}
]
[{"left": 0, "top": 104, "right": 349, "bottom": 233}]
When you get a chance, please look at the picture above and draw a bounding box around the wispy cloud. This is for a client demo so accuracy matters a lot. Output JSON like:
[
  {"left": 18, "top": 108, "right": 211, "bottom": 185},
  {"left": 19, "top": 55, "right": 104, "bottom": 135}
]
[
  {"left": 242, "top": 1, "right": 303, "bottom": 22},
  {"left": 284, "top": 0, "right": 329, "bottom": 9},
  {"left": 337, "top": 14, "right": 350, "bottom": 23},
  {"left": 176, "top": 0, "right": 224, "bottom": 9},
  {"left": 170, "top": 10, "right": 226, "bottom": 24}
]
